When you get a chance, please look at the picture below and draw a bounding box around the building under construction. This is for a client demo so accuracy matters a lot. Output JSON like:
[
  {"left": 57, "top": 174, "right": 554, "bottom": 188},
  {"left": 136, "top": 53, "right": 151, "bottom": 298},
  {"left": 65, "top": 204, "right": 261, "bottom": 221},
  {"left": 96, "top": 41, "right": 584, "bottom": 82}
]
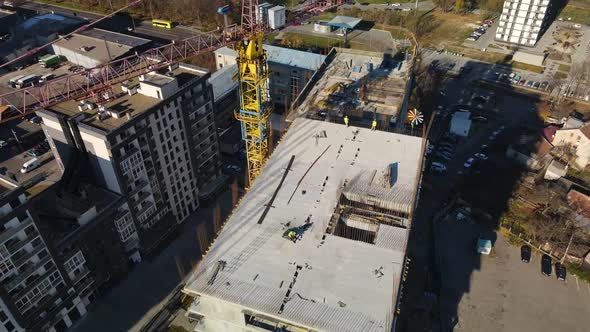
[
  {"left": 291, "top": 47, "right": 413, "bottom": 130},
  {"left": 183, "top": 118, "right": 424, "bottom": 331}
]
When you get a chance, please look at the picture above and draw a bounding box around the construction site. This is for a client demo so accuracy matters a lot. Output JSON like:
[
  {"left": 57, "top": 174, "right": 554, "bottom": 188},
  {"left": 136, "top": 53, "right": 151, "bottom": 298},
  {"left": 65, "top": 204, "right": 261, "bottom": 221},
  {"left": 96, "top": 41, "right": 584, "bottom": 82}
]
[
  {"left": 290, "top": 47, "right": 413, "bottom": 129},
  {"left": 183, "top": 118, "right": 424, "bottom": 332}
]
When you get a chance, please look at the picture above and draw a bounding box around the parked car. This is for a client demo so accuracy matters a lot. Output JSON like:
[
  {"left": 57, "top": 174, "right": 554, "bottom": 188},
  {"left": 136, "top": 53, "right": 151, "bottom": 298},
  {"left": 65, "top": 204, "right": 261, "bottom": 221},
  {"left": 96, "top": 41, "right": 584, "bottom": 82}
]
[
  {"left": 540, "top": 81, "right": 549, "bottom": 90},
  {"left": 521, "top": 245, "right": 531, "bottom": 263},
  {"left": 431, "top": 164, "right": 447, "bottom": 173},
  {"left": 29, "top": 116, "right": 42, "bottom": 124},
  {"left": 466, "top": 37, "right": 477, "bottom": 42},
  {"left": 391, "top": 2, "right": 401, "bottom": 6},
  {"left": 0, "top": 140, "right": 6, "bottom": 149},
  {"left": 431, "top": 162, "right": 446, "bottom": 169},
  {"left": 26, "top": 149, "right": 42, "bottom": 158},
  {"left": 472, "top": 115, "right": 488, "bottom": 122},
  {"left": 541, "top": 254, "right": 552, "bottom": 276},
  {"left": 475, "top": 152, "right": 488, "bottom": 160},
  {"left": 477, "top": 237, "right": 492, "bottom": 255},
  {"left": 463, "top": 157, "right": 474, "bottom": 168},
  {"left": 518, "top": 78, "right": 526, "bottom": 85},
  {"left": 525, "top": 80, "right": 534, "bottom": 87},
  {"left": 555, "top": 262, "right": 566, "bottom": 281},
  {"left": 533, "top": 81, "right": 541, "bottom": 89}
]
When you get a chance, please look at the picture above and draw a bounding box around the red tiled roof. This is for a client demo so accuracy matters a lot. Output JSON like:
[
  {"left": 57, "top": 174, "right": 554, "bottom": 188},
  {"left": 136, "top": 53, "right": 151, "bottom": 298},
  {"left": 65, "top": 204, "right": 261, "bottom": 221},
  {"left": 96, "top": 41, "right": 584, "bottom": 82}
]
[{"left": 543, "top": 125, "right": 559, "bottom": 143}]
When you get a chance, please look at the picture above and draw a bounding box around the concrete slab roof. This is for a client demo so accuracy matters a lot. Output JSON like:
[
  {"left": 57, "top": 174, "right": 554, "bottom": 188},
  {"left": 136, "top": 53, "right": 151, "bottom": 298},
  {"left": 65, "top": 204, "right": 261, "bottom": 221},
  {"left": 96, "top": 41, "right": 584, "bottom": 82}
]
[
  {"left": 79, "top": 28, "right": 151, "bottom": 48},
  {"left": 327, "top": 16, "right": 362, "bottom": 30},
  {"left": 184, "top": 118, "right": 422, "bottom": 332},
  {"left": 53, "top": 33, "right": 136, "bottom": 64},
  {"left": 41, "top": 64, "right": 206, "bottom": 133},
  {"left": 214, "top": 45, "right": 326, "bottom": 71}
]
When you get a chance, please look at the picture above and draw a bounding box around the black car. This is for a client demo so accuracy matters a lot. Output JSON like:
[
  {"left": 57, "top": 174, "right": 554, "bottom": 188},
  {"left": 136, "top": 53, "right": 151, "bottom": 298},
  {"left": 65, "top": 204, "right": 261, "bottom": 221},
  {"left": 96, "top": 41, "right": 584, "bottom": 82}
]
[
  {"left": 555, "top": 263, "right": 566, "bottom": 281},
  {"left": 541, "top": 254, "right": 552, "bottom": 276},
  {"left": 520, "top": 245, "right": 531, "bottom": 263}
]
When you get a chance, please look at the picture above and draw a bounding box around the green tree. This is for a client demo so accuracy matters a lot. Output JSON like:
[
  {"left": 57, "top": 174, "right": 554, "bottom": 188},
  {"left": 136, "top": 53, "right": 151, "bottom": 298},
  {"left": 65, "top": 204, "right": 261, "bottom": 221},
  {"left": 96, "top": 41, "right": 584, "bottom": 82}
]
[{"left": 455, "top": 0, "right": 465, "bottom": 13}]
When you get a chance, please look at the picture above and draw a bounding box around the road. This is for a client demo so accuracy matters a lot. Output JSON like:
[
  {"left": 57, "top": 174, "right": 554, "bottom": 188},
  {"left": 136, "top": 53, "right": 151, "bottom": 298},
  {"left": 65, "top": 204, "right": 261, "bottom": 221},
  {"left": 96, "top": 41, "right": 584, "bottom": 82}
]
[{"left": 19, "top": 1, "right": 206, "bottom": 42}]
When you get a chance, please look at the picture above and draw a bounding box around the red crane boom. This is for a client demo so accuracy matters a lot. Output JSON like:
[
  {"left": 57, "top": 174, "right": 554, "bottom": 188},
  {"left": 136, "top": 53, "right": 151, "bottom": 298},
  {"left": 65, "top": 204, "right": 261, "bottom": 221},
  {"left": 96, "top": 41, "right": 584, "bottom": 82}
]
[{"left": 0, "top": 31, "right": 229, "bottom": 123}]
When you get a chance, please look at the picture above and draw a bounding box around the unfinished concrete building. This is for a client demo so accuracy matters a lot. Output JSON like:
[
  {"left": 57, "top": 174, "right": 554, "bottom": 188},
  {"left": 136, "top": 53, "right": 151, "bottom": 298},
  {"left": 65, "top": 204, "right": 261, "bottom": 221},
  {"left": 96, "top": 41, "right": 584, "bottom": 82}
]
[
  {"left": 183, "top": 118, "right": 424, "bottom": 332},
  {"left": 291, "top": 48, "right": 412, "bottom": 130}
]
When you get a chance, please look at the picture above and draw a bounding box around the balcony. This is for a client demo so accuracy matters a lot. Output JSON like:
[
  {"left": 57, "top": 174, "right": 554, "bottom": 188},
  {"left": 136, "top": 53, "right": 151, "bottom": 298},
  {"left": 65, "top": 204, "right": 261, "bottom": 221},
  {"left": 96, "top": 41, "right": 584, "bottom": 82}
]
[
  {"left": 128, "top": 180, "right": 149, "bottom": 197},
  {"left": 12, "top": 240, "right": 45, "bottom": 269},
  {"left": 8, "top": 263, "right": 56, "bottom": 297},
  {"left": 6, "top": 231, "right": 39, "bottom": 254},
  {"left": 0, "top": 217, "right": 33, "bottom": 244}
]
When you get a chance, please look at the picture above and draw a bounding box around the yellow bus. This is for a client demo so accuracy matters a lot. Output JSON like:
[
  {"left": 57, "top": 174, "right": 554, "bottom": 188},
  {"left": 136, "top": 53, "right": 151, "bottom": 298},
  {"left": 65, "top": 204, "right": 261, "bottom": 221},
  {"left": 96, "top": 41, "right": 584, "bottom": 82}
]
[{"left": 152, "top": 19, "right": 172, "bottom": 29}]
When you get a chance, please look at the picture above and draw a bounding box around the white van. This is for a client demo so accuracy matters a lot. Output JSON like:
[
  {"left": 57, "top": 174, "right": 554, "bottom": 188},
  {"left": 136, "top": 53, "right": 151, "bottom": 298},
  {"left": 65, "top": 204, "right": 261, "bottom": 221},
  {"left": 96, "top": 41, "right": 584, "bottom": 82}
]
[{"left": 21, "top": 158, "right": 40, "bottom": 173}]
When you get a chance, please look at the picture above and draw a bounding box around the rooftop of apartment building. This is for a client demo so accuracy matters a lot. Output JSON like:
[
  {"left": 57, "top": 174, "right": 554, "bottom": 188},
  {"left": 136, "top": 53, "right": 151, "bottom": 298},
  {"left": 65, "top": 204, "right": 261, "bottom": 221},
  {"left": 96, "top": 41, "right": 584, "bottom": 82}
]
[
  {"left": 215, "top": 44, "right": 327, "bottom": 71},
  {"left": 290, "top": 48, "right": 410, "bottom": 122},
  {"left": 40, "top": 64, "right": 209, "bottom": 134},
  {"left": 53, "top": 28, "right": 151, "bottom": 63},
  {"left": 184, "top": 118, "right": 423, "bottom": 332},
  {"left": 0, "top": 153, "right": 61, "bottom": 199}
]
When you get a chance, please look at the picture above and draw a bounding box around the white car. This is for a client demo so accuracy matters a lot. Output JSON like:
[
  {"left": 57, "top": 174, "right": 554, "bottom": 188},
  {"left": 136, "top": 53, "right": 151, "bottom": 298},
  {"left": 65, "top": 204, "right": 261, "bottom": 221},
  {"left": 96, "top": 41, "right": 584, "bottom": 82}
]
[
  {"left": 475, "top": 153, "right": 488, "bottom": 160},
  {"left": 391, "top": 2, "right": 401, "bottom": 6},
  {"left": 574, "top": 24, "right": 582, "bottom": 28},
  {"left": 0, "top": 140, "right": 6, "bottom": 148},
  {"left": 464, "top": 157, "right": 474, "bottom": 168}
]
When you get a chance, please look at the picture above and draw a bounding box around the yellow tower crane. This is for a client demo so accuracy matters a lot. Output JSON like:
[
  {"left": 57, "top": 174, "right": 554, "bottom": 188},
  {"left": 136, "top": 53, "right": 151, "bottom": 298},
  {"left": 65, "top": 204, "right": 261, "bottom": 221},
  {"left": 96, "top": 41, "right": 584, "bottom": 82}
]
[{"left": 235, "top": 31, "right": 272, "bottom": 186}]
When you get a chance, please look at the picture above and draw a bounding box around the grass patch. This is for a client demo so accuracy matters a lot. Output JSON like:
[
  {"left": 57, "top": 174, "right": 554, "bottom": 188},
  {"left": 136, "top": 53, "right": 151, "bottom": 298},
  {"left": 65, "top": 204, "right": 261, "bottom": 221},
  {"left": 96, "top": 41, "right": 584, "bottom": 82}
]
[
  {"left": 447, "top": 46, "right": 511, "bottom": 64},
  {"left": 567, "top": 168, "right": 590, "bottom": 186},
  {"left": 568, "top": 265, "right": 590, "bottom": 283},
  {"left": 511, "top": 61, "right": 544, "bottom": 73},
  {"left": 382, "top": 25, "right": 410, "bottom": 39},
  {"left": 559, "top": 5, "right": 590, "bottom": 25},
  {"left": 554, "top": 71, "right": 568, "bottom": 80},
  {"left": 278, "top": 32, "right": 344, "bottom": 50},
  {"left": 417, "top": 12, "right": 480, "bottom": 48},
  {"left": 559, "top": 64, "right": 571, "bottom": 72},
  {"left": 304, "top": 11, "right": 338, "bottom": 23},
  {"left": 266, "top": 32, "right": 279, "bottom": 44}
]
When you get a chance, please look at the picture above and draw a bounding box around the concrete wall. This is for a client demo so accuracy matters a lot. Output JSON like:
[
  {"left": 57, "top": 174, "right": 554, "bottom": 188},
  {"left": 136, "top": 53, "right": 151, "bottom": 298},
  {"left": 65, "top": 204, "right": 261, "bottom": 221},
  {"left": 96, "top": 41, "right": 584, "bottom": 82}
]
[
  {"left": 79, "top": 128, "right": 121, "bottom": 194},
  {"left": 51, "top": 44, "right": 101, "bottom": 68},
  {"left": 139, "top": 75, "right": 179, "bottom": 100},
  {"left": 215, "top": 52, "right": 238, "bottom": 71}
]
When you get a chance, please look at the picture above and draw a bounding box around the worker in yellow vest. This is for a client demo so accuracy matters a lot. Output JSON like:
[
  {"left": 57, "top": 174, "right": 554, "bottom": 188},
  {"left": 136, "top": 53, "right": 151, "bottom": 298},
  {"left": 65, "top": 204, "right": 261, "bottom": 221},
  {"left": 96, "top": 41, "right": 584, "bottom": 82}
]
[
  {"left": 371, "top": 118, "right": 377, "bottom": 131},
  {"left": 344, "top": 115, "right": 349, "bottom": 127}
]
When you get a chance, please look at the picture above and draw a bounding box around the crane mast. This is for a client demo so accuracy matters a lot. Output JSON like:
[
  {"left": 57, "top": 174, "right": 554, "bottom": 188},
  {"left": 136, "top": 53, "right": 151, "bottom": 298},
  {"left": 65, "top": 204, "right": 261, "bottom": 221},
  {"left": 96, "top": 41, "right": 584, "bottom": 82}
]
[{"left": 235, "top": 0, "right": 272, "bottom": 186}]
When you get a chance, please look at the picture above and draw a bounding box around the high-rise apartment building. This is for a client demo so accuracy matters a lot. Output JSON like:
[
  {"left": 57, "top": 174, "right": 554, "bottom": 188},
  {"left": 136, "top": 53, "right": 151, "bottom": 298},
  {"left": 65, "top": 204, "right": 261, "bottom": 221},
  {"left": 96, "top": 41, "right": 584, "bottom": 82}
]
[
  {"left": 495, "top": 0, "right": 556, "bottom": 46},
  {"left": 37, "top": 64, "right": 222, "bottom": 260},
  {"left": 0, "top": 174, "right": 127, "bottom": 332}
]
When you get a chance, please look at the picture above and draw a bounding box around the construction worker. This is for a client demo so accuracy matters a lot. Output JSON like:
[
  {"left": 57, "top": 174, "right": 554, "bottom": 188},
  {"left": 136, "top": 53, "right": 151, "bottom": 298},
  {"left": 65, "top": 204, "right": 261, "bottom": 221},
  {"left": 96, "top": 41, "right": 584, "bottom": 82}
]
[
  {"left": 371, "top": 118, "right": 377, "bottom": 131},
  {"left": 344, "top": 115, "right": 349, "bottom": 127},
  {"left": 287, "top": 230, "right": 297, "bottom": 241}
]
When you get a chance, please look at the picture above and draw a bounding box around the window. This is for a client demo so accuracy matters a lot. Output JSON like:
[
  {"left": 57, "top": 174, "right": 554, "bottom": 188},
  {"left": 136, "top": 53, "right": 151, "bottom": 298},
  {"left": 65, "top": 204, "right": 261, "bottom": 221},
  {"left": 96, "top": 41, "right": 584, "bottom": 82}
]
[
  {"left": 4, "top": 321, "right": 14, "bottom": 332},
  {"left": 64, "top": 251, "right": 85, "bottom": 273},
  {"left": 0, "top": 310, "right": 7, "bottom": 322}
]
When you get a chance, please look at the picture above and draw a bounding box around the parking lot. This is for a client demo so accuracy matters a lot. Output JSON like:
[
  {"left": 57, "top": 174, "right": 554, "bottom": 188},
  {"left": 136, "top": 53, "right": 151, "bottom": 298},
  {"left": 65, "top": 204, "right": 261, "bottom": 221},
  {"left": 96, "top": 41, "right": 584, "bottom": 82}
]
[{"left": 438, "top": 221, "right": 590, "bottom": 332}]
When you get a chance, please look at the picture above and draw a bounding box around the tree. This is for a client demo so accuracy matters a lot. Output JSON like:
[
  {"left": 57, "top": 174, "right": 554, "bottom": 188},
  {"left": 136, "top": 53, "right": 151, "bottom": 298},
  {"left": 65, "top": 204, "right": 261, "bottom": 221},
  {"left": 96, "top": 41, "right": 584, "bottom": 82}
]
[{"left": 455, "top": 0, "right": 465, "bottom": 13}]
